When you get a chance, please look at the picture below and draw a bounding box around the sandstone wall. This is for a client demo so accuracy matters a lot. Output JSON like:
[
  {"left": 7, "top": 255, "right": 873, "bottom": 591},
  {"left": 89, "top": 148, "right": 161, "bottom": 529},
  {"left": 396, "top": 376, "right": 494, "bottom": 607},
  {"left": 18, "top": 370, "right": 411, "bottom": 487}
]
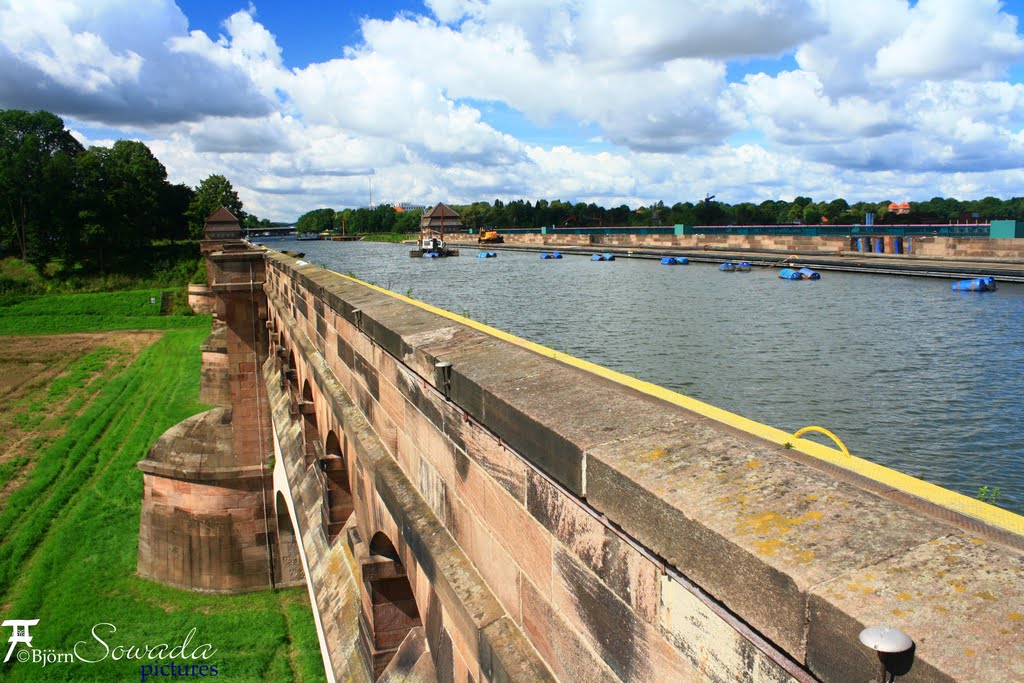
[{"left": 263, "top": 253, "right": 1024, "bottom": 683}]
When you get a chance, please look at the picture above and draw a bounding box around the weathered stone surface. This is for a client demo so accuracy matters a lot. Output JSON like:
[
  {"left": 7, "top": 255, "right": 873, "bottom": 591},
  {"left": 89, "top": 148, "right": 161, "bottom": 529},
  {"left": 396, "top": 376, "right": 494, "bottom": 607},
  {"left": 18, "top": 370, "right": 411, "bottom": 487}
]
[
  {"left": 550, "top": 546, "right": 696, "bottom": 682},
  {"left": 585, "top": 421, "right": 953, "bottom": 659},
  {"left": 659, "top": 576, "right": 794, "bottom": 683},
  {"left": 378, "top": 627, "right": 438, "bottom": 683},
  {"left": 526, "top": 469, "right": 659, "bottom": 624},
  {"left": 139, "top": 408, "right": 237, "bottom": 476},
  {"left": 479, "top": 617, "right": 557, "bottom": 683},
  {"left": 808, "top": 532, "right": 1024, "bottom": 682},
  {"left": 520, "top": 577, "right": 619, "bottom": 683}
]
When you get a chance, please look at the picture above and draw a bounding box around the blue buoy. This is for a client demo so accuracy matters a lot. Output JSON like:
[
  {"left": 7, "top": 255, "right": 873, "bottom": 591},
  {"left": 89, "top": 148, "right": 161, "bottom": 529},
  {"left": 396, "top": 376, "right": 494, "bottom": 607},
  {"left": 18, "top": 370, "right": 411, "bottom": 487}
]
[
  {"left": 735, "top": 261, "right": 751, "bottom": 272},
  {"left": 674, "top": 257, "right": 689, "bottom": 265},
  {"left": 603, "top": 253, "right": 616, "bottom": 261},
  {"left": 798, "top": 267, "right": 821, "bottom": 280},
  {"left": 591, "top": 254, "right": 604, "bottom": 261},
  {"left": 779, "top": 268, "right": 802, "bottom": 280},
  {"left": 477, "top": 251, "right": 497, "bottom": 258},
  {"left": 660, "top": 257, "right": 676, "bottom": 265},
  {"left": 552, "top": 251, "right": 562, "bottom": 258},
  {"left": 952, "top": 276, "right": 996, "bottom": 292},
  {"left": 719, "top": 262, "right": 736, "bottom": 272},
  {"left": 422, "top": 252, "right": 441, "bottom": 259}
]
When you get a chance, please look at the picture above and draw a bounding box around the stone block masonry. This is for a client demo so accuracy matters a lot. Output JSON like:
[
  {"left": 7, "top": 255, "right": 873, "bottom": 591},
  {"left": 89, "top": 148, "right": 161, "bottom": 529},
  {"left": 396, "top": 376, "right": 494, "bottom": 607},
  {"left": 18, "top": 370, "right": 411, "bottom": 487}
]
[{"left": 261, "top": 250, "right": 1024, "bottom": 683}]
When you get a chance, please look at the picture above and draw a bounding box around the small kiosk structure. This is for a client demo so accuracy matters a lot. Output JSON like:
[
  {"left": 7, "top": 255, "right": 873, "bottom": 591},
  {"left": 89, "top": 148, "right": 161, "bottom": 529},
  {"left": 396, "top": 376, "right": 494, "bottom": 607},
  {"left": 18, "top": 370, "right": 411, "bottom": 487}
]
[{"left": 411, "top": 203, "right": 461, "bottom": 257}]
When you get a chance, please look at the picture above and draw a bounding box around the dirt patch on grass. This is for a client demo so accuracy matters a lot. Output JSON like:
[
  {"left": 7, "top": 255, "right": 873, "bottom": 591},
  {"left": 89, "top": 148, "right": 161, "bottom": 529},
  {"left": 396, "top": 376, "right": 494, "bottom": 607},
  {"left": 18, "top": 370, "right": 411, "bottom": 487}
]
[
  {"left": 0, "top": 332, "right": 161, "bottom": 400},
  {"left": 0, "top": 331, "right": 164, "bottom": 504}
]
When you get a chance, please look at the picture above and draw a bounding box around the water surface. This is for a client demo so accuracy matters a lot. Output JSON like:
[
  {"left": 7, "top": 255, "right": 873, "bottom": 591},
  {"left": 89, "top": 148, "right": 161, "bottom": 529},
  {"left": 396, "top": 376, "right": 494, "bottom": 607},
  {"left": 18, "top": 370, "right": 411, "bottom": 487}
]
[{"left": 269, "top": 239, "right": 1024, "bottom": 513}]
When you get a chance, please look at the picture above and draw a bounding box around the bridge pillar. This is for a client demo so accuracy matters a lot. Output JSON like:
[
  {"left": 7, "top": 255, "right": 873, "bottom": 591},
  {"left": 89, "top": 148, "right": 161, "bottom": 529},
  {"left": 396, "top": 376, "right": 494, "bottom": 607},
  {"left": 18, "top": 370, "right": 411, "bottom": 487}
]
[{"left": 137, "top": 208, "right": 278, "bottom": 593}]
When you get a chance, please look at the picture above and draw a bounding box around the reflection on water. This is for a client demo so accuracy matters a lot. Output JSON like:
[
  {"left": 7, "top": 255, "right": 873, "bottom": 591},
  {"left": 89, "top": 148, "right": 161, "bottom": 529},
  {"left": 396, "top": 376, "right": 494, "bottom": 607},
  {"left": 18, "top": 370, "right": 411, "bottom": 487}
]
[{"left": 267, "top": 239, "right": 1024, "bottom": 514}]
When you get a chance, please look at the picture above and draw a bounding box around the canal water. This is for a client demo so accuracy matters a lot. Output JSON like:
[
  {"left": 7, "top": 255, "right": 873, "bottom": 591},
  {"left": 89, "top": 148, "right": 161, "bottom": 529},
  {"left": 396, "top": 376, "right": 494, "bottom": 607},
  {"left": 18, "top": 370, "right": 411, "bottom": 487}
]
[{"left": 266, "top": 239, "right": 1024, "bottom": 514}]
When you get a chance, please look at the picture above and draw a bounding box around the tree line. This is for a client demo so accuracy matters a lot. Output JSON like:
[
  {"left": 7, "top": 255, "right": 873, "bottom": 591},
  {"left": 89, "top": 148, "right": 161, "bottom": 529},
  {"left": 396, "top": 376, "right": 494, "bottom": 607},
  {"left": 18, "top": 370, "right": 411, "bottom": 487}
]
[
  {"left": 302, "top": 193, "right": 1024, "bottom": 237},
  {"left": 295, "top": 205, "right": 423, "bottom": 235},
  {"left": 452, "top": 196, "right": 1024, "bottom": 231},
  {"left": 0, "top": 109, "right": 266, "bottom": 277}
]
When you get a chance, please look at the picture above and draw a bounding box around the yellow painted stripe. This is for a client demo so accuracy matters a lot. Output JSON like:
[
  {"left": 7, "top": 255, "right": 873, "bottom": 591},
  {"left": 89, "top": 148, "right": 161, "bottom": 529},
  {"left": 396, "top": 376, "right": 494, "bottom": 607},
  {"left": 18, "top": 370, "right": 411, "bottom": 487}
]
[{"left": 326, "top": 266, "right": 1023, "bottom": 537}]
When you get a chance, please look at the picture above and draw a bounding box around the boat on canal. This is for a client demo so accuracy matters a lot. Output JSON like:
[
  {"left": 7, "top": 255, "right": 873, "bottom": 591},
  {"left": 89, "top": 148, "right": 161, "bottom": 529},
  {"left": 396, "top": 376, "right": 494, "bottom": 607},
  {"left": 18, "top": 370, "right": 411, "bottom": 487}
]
[{"left": 410, "top": 202, "right": 461, "bottom": 257}]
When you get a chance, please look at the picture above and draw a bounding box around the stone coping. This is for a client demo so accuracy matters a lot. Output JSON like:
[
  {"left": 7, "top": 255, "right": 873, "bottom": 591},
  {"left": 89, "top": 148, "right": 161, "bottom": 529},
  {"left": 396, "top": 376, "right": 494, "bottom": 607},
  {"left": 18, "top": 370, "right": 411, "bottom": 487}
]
[{"left": 265, "top": 251, "right": 1024, "bottom": 681}]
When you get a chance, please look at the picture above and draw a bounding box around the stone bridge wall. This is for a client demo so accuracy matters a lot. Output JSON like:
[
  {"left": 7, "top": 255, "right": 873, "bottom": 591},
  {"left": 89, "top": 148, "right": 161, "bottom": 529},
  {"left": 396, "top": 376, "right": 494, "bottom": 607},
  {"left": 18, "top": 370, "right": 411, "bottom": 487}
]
[{"left": 262, "top": 251, "right": 1023, "bottom": 682}]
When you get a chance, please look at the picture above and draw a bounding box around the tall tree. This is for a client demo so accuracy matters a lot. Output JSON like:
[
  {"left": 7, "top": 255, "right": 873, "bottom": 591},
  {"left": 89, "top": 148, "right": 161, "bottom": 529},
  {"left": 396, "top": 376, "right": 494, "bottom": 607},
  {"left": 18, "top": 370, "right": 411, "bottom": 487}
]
[
  {"left": 187, "top": 174, "right": 245, "bottom": 238},
  {"left": 158, "top": 183, "right": 195, "bottom": 242},
  {"left": 74, "top": 140, "right": 169, "bottom": 273},
  {"left": 296, "top": 208, "right": 335, "bottom": 234},
  {"left": 0, "top": 110, "right": 83, "bottom": 269}
]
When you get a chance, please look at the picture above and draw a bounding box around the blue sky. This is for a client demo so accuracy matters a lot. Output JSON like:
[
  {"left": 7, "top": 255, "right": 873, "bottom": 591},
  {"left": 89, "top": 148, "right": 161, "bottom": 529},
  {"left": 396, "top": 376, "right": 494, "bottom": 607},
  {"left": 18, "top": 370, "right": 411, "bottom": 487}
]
[
  {"left": 2, "top": 1, "right": 1024, "bottom": 220},
  {"left": 177, "top": 1, "right": 422, "bottom": 68}
]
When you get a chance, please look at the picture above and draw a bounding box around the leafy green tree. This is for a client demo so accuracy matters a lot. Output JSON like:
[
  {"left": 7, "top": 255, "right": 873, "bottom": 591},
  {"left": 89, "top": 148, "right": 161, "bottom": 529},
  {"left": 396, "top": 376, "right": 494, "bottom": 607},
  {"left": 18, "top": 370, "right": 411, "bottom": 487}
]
[
  {"left": 824, "top": 198, "right": 850, "bottom": 222},
  {"left": 158, "top": 183, "right": 195, "bottom": 243},
  {"left": 73, "top": 140, "right": 169, "bottom": 273},
  {"left": 187, "top": 174, "right": 245, "bottom": 238},
  {"left": 802, "top": 204, "right": 823, "bottom": 225},
  {"left": 0, "top": 109, "right": 84, "bottom": 269},
  {"left": 394, "top": 208, "right": 421, "bottom": 233},
  {"left": 296, "top": 208, "right": 335, "bottom": 234}
]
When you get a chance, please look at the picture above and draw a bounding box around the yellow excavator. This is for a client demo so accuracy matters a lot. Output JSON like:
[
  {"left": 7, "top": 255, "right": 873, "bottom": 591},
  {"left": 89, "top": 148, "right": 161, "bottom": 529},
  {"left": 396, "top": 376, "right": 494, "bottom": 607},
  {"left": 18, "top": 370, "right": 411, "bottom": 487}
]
[{"left": 477, "top": 230, "right": 504, "bottom": 244}]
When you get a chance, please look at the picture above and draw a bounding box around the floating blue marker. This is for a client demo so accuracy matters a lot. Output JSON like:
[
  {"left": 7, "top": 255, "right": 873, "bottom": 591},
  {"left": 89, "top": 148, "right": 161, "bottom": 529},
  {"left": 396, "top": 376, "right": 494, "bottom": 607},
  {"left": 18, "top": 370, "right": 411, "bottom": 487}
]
[{"left": 952, "top": 276, "right": 996, "bottom": 292}]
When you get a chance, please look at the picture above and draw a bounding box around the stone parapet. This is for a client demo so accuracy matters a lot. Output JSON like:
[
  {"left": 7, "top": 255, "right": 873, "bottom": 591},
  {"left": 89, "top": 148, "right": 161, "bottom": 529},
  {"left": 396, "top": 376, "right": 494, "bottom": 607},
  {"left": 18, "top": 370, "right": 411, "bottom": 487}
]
[{"left": 262, "top": 250, "right": 1024, "bottom": 682}]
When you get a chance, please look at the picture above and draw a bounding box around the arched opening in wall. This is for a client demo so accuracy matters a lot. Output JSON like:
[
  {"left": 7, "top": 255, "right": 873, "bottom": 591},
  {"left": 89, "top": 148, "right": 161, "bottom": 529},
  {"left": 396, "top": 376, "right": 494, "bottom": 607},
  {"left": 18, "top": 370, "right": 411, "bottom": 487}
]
[
  {"left": 300, "top": 380, "right": 321, "bottom": 468},
  {"left": 369, "top": 532, "right": 401, "bottom": 561},
  {"left": 274, "top": 491, "right": 304, "bottom": 586},
  {"left": 359, "top": 532, "right": 422, "bottom": 679},
  {"left": 321, "top": 431, "right": 353, "bottom": 544},
  {"left": 286, "top": 350, "right": 298, "bottom": 394}
]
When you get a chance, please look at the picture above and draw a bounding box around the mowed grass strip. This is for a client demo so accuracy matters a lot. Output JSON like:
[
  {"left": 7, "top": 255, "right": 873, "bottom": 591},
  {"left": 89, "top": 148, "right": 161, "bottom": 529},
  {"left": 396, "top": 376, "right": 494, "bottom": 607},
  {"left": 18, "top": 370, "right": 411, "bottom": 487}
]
[
  {"left": 0, "top": 290, "right": 210, "bottom": 335},
  {"left": 0, "top": 326, "right": 321, "bottom": 682}
]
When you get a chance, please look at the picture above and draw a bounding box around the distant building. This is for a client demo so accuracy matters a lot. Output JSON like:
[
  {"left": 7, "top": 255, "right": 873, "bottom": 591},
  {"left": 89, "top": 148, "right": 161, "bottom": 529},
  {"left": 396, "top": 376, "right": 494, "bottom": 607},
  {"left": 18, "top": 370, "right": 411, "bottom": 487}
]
[
  {"left": 888, "top": 201, "right": 911, "bottom": 215},
  {"left": 420, "top": 203, "right": 463, "bottom": 241}
]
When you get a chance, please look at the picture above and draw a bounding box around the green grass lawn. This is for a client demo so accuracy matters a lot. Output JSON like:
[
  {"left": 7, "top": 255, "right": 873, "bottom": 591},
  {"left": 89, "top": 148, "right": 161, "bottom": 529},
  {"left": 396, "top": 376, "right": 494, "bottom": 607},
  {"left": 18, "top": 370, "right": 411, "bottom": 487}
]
[
  {"left": 0, "top": 306, "right": 321, "bottom": 681},
  {"left": 0, "top": 290, "right": 209, "bottom": 335}
]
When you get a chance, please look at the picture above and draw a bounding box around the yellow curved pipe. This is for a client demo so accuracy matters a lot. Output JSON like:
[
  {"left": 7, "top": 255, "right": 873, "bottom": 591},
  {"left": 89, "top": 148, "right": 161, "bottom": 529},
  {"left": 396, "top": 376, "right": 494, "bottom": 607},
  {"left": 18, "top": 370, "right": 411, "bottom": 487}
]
[{"left": 793, "top": 426, "right": 851, "bottom": 456}]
